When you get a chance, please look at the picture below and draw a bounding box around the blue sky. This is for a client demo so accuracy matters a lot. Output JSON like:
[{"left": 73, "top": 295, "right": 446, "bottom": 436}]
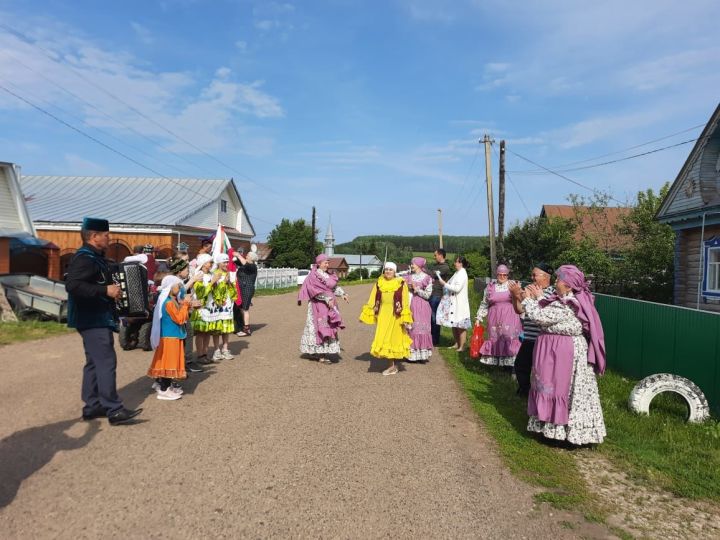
[{"left": 1, "top": 0, "right": 719, "bottom": 242}]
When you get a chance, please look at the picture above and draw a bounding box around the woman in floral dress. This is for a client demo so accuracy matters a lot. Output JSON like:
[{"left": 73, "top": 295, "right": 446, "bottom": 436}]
[
  {"left": 298, "top": 254, "right": 348, "bottom": 364},
  {"left": 476, "top": 264, "right": 522, "bottom": 367},
  {"left": 436, "top": 256, "right": 472, "bottom": 352},
  {"left": 521, "top": 264, "right": 606, "bottom": 445},
  {"left": 404, "top": 257, "right": 434, "bottom": 362}
]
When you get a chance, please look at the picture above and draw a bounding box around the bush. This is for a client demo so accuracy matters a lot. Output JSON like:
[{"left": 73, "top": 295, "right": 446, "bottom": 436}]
[
  {"left": 370, "top": 270, "right": 381, "bottom": 278},
  {"left": 346, "top": 268, "right": 369, "bottom": 281}
]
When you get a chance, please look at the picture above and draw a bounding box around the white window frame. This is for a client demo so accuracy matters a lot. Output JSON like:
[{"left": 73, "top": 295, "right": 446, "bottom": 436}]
[{"left": 702, "top": 238, "right": 720, "bottom": 297}]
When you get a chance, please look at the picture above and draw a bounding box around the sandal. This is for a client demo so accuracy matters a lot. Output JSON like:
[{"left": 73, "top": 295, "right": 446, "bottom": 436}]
[{"left": 382, "top": 365, "right": 399, "bottom": 376}]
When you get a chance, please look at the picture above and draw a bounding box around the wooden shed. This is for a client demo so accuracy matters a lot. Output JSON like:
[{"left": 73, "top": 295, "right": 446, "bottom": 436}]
[{"left": 656, "top": 103, "right": 720, "bottom": 312}]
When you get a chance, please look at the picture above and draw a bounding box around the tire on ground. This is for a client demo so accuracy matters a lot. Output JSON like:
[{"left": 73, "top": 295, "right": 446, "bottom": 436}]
[
  {"left": 138, "top": 321, "right": 153, "bottom": 351},
  {"left": 118, "top": 324, "right": 132, "bottom": 350},
  {"left": 628, "top": 373, "right": 710, "bottom": 423}
]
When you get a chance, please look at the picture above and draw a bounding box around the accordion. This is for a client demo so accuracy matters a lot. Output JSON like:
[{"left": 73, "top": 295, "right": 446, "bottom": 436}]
[{"left": 115, "top": 262, "right": 150, "bottom": 317}]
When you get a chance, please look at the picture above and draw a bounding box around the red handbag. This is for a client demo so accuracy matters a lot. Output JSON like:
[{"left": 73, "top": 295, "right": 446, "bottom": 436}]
[{"left": 469, "top": 324, "right": 485, "bottom": 358}]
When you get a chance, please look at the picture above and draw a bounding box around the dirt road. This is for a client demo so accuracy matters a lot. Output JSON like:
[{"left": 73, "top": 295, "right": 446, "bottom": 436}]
[{"left": 0, "top": 284, "right": 605, "bottom": 538}]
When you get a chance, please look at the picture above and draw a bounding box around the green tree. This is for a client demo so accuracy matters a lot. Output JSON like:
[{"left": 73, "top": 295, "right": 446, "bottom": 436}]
[
  {"left": 616, "top": 184, "right": 675, "bottom": 303},
  {"left": 504, "top": 217, "right": 576, "bottom": 279},
  {"left": 267, "top": 218, "right": 315, "bottom": 269},
  {"left": 463, "top": 251, "right": 490, "bottom": 279}
]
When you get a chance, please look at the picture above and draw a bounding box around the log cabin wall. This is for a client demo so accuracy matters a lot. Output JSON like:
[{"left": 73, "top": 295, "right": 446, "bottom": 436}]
[{"left": 675, "top": 223, "right": 720, "bottom": 313}]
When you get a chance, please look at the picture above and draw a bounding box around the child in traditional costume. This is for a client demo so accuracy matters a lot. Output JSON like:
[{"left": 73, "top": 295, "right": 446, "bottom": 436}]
[
  {"left": 190, "top": 253, "right": 214, "bottom": 364},
  {"left": 360, "top": 262, "right": 413, "bottom": 376},
  {"left": 148, "top": 275, "right": 191, "bottom": 400},
  {"left": 193, "top": 253, "right": 237, "bottom": 362}
]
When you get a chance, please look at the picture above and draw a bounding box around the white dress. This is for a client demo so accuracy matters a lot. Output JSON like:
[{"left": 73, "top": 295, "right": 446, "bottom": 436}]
[{"left": 436, "top": 268, "right": 472, "bottom": 329}]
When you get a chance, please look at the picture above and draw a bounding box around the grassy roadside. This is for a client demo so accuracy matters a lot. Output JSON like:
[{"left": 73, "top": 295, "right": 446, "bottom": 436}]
[
  {"left": 442, "top": 333, "right": 719, "bottom": 532},
  {"left": 441, "top": 345, "right": 604, "bottom": 520},
  {"left": 440, "top": 286, "right": 720, "bottom": 525},
  {"left": 0, "top": 320, "right": 72, "bottom": 345}
]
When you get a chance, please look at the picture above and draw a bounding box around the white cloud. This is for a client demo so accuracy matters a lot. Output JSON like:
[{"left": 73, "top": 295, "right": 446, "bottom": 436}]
[
  {"left": 235, "top": 40, "right": 248, "bottom": 52},
  {"left": 0, "top": 20, "right": 284, "bottom": 156},
  {"left": 130, "top": 22, "right": 153, "bottom": 45}
]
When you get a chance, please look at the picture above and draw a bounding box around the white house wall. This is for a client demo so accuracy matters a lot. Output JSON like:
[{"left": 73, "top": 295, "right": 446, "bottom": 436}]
[
  {"left": 0, "top": 164, "right": 35, "bottom": 235},
  {"left": 180, "top": 200, "right": 219, "bottom": 229}
]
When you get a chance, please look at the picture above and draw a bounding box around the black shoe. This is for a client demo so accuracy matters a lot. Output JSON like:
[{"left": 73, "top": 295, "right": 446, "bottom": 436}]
[
  {"left": 108, "top": 408, "right": 143, "bottom": 426},
  {"left": 186, "top": 361, "right": 204, "bottom": 373},
  {"left": 82, "top": 408, "right": 107, "bottom": 421}
]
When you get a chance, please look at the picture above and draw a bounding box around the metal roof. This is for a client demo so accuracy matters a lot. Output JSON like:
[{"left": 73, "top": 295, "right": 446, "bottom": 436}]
[
  {"left": 20, "top": 176, "right": 232, "bottom": 226},
  {"left": 338, "top": 254, "right": 382, "bottom": 265}
]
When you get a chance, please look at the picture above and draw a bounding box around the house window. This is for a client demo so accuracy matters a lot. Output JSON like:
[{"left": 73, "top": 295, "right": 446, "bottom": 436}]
[
  {"left": 702, "top": 238, "right": 720, "bottom": 297},
  {"left": 220, "top": 199, "right": 228, "bottom": 213}
]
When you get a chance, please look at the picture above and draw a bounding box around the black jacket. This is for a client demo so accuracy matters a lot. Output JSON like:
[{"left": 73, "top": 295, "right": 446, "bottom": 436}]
[
  {"left": 428, "top": 261, "right": 451, "bottom": 298},
  {"left": 65, "top": 244, "right": 116, "bottom": 330}
]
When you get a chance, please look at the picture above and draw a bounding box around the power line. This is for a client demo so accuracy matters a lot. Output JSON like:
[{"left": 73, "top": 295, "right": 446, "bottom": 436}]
[
  {"left": 0, "top": 23, "right": 308, "bottom": 209},
  {"left": 0, "top": 74, "right": 196, "bottom": 179},
  {"left": 508, "top": 122, "right": 706, "bottom": 174},
  {"left": 448, "top": 144, "right": 480, "bottom": 212},
  {"left": 511, "top": 137, "right": 699, "bottom": 176},
  {"left": 0, "top": 83, "right": 273, "bottom": 233},
  {"left": 492, "top": 143, "right": 531, "bottom": 217},
  {"left": 505, "top": 147, "right": 626, "bottom": 205}
]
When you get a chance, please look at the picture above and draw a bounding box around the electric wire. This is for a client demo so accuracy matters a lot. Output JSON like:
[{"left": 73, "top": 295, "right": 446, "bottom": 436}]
[
  {"left": 505, "top": 147, "right": 627, "bottom": 205},
  {"left": 492, "top": 143, "right": 532, "bottom": 217},
  {"left": 0, "top": 83, "right": 275, "bottom": 231},
  {"left": 510, "top": 137, "right": 700, "bottom": 175},
  {"left": 508, "top": 123, "right": 706, "bottom": 174},
  {"left": 0, "top": 23, "right": 308, "bottom": 209}
]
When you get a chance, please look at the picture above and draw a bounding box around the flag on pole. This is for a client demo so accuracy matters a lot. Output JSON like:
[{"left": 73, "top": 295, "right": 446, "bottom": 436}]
[{"left": 211, "top": 223, "right": 232, "bottom": 258}]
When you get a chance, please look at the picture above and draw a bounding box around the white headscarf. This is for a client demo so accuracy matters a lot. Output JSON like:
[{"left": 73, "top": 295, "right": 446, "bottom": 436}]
[
  {"left": 195, "top": 253, "right": 212, "bottom": 269},
  {"left": 384, "top": 262, "right": 397, "bottom": 272},
  {"left": 150, "top": 275, "right": 183, "bottom": 350},
  {"left": 214, "top": 253, "right": 229, "bottom": 264}
]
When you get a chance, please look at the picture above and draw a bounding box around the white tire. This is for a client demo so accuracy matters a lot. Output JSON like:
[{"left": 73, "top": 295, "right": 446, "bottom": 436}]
[{"left": 628, "top": 373, "right": 710, "bottom": 423}]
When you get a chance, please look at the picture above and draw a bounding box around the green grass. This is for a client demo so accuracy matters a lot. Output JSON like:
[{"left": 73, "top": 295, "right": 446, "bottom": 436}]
[
  {"left": 441, "top": 345, "right": 603, "bottom": 520},
  {"left": 440, "top": 287, "right": 720, "bottom": 524},
  {"left": 0, "top": 320, "right": 72, "bottom": 345},
  {"left": 597, "top": 372, "right": 720, "bottom": 501}
]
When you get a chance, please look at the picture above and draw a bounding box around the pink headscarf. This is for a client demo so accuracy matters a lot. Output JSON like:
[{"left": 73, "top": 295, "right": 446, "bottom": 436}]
[
  {"left": 496, "top": 264, "right": 510, "bottom": 275},
  {"left": 411, "top": 256, "right": 426, "bottom": 269},
  {"left": 316, "top": 254, "right": 329, "bottom": 264},
  {"left": 541, "top": 264, "right": 606, "bottom": 375}
]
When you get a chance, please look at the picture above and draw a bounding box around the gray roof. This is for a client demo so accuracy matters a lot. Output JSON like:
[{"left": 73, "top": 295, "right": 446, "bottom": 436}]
[
  {"left": 20, "top": 176, "right": 232, "bottom": 226},
  {"left": 339, "top": 254, "right": 382, "bottom": 265}
]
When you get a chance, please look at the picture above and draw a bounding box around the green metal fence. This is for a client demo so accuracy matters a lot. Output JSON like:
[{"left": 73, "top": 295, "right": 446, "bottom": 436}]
[{"left": 595, "top": 293, "right": 720, "bottom": 416}]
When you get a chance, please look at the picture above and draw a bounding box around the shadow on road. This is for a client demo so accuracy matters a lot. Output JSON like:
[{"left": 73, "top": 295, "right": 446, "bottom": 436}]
[
  {"left": 354, "top": 352, "right": 407, "bottom": 373},
  {"left": 0, "top": 418, "right": 100, "bottom": 508}
]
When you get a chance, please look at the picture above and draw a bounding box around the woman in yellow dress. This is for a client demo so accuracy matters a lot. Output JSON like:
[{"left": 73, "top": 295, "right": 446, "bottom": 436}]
[{"left": 360, "top": 262, "right": 413, "bottom": 376}]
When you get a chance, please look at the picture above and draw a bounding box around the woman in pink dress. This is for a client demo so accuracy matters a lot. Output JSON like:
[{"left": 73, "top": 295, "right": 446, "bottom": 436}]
[
  {"left": 404, "top": 257, "right": 434, "bottom": 362},
  {"left": 475, "top": 265, "right": 522, "bottom": 367}
]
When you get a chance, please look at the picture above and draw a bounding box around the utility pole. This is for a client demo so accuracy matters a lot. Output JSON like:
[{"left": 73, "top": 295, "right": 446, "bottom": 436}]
[
  {"left": 482, "top": 135, "right": 497, "bottom": 273},
  {"left": 437, "top": 208, "right": 444, "bottom": 249},
  {"left": 498, "top": 140, "right": 506, "bottom": 261},
  {"left": 311, "top": 206, "right": 317, "bottom": 257}
]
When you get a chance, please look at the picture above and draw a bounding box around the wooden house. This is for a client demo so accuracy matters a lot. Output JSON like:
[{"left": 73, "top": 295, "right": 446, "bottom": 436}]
[
  {"left": 656, "top": 103, "right": 720, "bottom": 312},
  {"left": 327, "top": 257, "right": 349, "bottom": 279},
  {"left": 0, "top": 162, "right": 61, "bottom": 278},
  {"left": 540, "top": 204, "right": 632, "bottom": 253},
  {"left": 19, "top": 175, "right": 256, "bottom": 279}
]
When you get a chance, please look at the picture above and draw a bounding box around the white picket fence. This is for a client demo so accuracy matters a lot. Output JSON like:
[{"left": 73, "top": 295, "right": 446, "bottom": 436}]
[{"left": 255, "top": 267, "right": 299, "bottom": 290}]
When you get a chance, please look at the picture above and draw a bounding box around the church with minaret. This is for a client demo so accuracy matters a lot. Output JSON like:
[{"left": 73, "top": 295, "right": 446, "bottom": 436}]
[
  {"left": 321, "top": 217, "right": 382, "bottom": 275},
  {"left": 324, "top": 219, "right": 335, "bottom": 257}
]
